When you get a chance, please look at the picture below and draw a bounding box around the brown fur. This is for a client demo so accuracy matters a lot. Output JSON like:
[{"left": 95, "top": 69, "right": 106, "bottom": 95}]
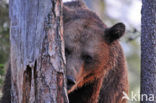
[
  {"left": 0, "top": 1, "right": 128, "bottom": 103},
  {"left": 64, "top": 1, "right": 128, "bottom": 103}
]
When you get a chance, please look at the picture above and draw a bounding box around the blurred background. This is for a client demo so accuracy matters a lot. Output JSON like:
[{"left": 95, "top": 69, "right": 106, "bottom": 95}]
[
  {"left": 0, "top": 0, "right": 141, "bottom": 102},
  {"left": 0, "top": 0, "right": 9, "bottom": 96}
]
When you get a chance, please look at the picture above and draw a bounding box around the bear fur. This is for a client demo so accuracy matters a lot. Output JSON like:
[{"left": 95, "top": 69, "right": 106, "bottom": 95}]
[
  {"left": 64, "top": 1, "right": 128, "bottom": 103},
  {"left": 1, "top": 1, "right": 128, "bottom": 103}
]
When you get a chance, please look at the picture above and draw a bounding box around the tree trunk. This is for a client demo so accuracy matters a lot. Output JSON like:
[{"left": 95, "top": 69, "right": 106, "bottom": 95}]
[
  {"left": 141, "top": 0, "right": 156, "bottom": 103},
  {"left": 9, "top": 0, "right": 68, "bottom": 103}
]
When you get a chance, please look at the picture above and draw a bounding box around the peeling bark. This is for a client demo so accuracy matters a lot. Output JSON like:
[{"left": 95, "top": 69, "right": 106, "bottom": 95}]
[{"left": 9, "top": 0, "right": 68, "bottom": 103}]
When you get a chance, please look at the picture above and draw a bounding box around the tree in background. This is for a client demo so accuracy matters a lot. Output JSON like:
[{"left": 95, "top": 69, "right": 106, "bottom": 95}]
[
  {"left": 9, "top": 0, "right": 68, "bottom": 103},
  {"left": 141, "top": 0, "right": 156, "bottom": 102}
]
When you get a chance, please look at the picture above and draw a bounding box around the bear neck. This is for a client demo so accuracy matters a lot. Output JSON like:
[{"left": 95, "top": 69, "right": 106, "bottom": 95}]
[{"left": 68, "top": 78, "right": 103, "bottom": 103}]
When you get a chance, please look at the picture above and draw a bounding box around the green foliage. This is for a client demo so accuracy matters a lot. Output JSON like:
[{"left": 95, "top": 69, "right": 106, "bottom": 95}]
[
  {"left": 0, "top": 64, "right": 5, "bottom": 75},
  {"left": 0, "top": 0, "right": 9, "bottom": 88}
]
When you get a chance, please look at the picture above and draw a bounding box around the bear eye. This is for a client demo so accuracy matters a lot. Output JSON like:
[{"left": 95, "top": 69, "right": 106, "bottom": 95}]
[
  {"left": 65, "top": 48, "right": 71, "bottom": 56},
  {"left": 82, "top": 55, "right": 93, "bottom": 64}
]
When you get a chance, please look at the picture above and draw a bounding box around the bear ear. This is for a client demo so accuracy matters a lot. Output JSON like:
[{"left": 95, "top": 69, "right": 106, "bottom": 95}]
[
  {"left": 64, "top": 1, "right": 87, "bottom": 9},
  {"left": 104, "top": 23, "right": 126, "bottom": 43}
]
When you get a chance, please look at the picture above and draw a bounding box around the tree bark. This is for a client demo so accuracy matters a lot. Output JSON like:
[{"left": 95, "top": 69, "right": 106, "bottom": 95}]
[
  {"left": 141, "top": 0, "right": 156, "bottom": 103},
  {"left": 9, "top": 0, "right": 68, "bottom": 103}
]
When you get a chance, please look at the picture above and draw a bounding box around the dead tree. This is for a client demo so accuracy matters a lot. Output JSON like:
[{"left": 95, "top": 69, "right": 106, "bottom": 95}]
[
  {"left": 141, "top": 0, "right": 156, "bottom": 102},
  {"left": 9, "top": 0, "right": 68, "bottom": 103}
]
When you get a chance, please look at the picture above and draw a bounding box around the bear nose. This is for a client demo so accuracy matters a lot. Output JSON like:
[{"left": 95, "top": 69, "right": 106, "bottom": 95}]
[{"left": 67, "top": 75, "right": 76, "bottom": 90}]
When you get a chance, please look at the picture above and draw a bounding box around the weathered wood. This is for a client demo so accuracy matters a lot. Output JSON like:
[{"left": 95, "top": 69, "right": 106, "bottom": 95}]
[
  {"left": 141, "top": 0, "right": 156, "bottom": 103},
  {"left": 9, "top": 0, "right": 68, "bottom": 103}
]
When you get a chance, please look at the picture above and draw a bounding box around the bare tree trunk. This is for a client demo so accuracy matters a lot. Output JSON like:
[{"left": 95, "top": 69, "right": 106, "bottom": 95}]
[
  {"left": 9, "top": 0, "right": 68, "bottom": 103},
  {"left": 141, "top": 0, "right": 156, "bottom": 103}
]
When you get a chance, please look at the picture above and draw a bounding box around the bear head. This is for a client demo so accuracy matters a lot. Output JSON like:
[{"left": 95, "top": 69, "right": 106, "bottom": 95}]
[{"left": 63, "top": 1, "right": 125, "bottom": 93}]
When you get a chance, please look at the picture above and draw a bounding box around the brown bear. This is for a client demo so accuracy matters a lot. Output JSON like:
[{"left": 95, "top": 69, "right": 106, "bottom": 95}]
[
  {"left": 64, "top": 1, "right": 128, "bottom": 103},
  {"left": 0, "top": 1, "right": 128, "bottom": 103}
]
